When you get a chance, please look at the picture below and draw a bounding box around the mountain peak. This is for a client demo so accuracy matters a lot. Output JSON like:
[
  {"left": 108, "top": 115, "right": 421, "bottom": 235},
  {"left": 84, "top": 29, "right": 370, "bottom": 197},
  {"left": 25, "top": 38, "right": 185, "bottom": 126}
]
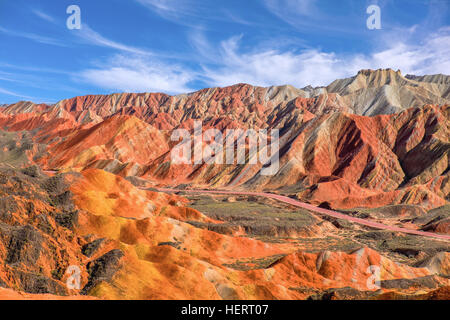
[{"left": 357, "top": 68, "right": 402, "bottom": 76}]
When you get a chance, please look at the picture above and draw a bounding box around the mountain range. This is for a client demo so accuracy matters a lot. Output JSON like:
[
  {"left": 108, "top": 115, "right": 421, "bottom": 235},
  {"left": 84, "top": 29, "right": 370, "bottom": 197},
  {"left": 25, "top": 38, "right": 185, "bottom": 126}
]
[
  {"left": 1, "top": 68, "right": 448, "bottom": 209},
  {"left": 0, "top": 68, "right": 448, "bottom": 300}
]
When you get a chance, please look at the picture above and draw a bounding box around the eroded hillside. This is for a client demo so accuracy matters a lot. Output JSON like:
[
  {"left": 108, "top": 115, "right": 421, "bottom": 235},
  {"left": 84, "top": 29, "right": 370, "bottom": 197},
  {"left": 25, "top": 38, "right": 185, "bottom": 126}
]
[{"left": 0, "top": 69, "right": 448, "bottom": 300}]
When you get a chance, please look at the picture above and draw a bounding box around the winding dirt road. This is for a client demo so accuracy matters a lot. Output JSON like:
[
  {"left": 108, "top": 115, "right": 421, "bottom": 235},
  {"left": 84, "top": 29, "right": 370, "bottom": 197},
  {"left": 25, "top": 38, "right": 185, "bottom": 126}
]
[{"left": 157, "top": 188, "right": 450, "bottom": 241}]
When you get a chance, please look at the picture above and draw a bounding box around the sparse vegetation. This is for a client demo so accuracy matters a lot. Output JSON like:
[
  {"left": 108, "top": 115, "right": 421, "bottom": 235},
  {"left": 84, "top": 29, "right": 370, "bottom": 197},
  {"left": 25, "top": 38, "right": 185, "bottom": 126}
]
[
  {"left": 223, "top": 254, "right": 287, "bottom": 271},
  {"left": 187, "top": 195, "right": 318, "bottom": 238}
]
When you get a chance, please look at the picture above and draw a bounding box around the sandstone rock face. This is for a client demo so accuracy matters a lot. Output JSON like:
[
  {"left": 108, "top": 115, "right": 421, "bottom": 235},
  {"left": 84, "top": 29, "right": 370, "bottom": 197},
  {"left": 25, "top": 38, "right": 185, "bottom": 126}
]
[
  {"left": 0, "top": 168, "right": 87, "bottom": 296},
  {"left": 0, "top": 69, "right": 449, "bottom": 300},
  {"left": 327, "top": 69, "right": 450, "bottom": 115},
  {"left": 40, "top": 169, "right": 450, "bottom": 299},
  {"left": 0, "top": 70, "right": 448, "bottom": 211},
  {"left": 0, "top": 165, "right": 448, "bottom": 300}
]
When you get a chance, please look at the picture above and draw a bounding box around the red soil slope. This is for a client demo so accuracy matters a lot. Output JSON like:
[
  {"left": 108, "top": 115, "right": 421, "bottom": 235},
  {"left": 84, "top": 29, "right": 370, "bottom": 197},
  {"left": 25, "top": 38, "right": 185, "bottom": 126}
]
[
  {"left": 0, "top": 70, "right": 448, "bottom": 299},
  {"left": 0, "top": 88, "right": 447, "bottom": 211}
]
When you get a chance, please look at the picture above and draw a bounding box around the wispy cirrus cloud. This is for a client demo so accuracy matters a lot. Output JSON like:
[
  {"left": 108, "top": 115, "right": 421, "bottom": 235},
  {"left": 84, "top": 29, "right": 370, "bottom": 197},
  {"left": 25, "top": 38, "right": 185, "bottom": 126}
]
[
  {"left": 9, "top": 8, "right": 152, "bottom": 55},
  {"left": 262, "top": 0, "right": 365, "bottom": 35},
  {"left": 32, "top": 9, "right": 56, "bottom": 23},
  {"left": 0, "top": 87, "right": 27, "bottom": 98},
  {"left": 196, "top": 26, "right": 450, "bottom": 88},
  {"left": 0, "top": 71, "right": 26, "bottom": 84},
  {"left": 78, "top": 25, "right": 450, "bottom": 95},
  {"left": 136, "top": 0, "right": 186, "bottom": 12},
  {"left": 0, "top": 67, "right": 82, "bottom": 96},
  {"left": 3, "top": 1, "right": 448, "bottom": 99},
  {"left": 135, "top": 0, "right": 238, "bottom": 28},
  {"left": 201, "top": 35, "right": 346, "bottom": 88},
  {"left": 75, "top": 24, "right": 152, "bottom": 55},
  {"left": 265, "top": 0, "right": 318, "bottom": 17},
  {"left": 0, "top": 62, "right": 72, "bottom": 75},
  {"left": 135, "top": 0, "right": 199, "bottom": 24},
  {"left": 367, "top": 27, "right": 450, "bottom": 75},
  {"left": 0, "top": 86, "right": 52, "bottom": 102},
  {"left": 79, "top": 54, "right": 195, "bottom": 94},
  {"left": 0, "top": 26, "right": 66, "bottom": 47}
]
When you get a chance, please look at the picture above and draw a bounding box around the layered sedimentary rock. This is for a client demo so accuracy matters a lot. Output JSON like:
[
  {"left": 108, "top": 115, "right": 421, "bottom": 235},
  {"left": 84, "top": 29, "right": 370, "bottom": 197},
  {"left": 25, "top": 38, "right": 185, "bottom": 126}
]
[
  {"left": 0, "top": 69, "right": 449, "bottom": 300},
  {"left": 0, "top": 70, "right": 448, "bottom": 210},
  {"left": 326, "top": 69, "right": 450, "bottom": 115},
  {"left": 2, "top": 167, "right": 447, "bottom": 300}
]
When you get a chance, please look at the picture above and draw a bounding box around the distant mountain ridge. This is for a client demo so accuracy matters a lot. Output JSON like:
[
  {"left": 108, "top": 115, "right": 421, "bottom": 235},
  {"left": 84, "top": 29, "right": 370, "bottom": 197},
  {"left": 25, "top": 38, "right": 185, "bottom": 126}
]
[
  {"left": 0, "top": 68, "right": 448, "bottom": 210},
  {"left": 0, "top": 69, "right": 449, "bottom": 301},
  {"left": 2, "top": 69, "right": 450, "bottom": 119}
]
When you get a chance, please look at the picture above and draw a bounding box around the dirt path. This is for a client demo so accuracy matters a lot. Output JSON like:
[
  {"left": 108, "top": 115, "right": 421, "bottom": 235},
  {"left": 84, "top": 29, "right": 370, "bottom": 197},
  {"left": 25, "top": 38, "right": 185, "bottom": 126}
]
[{"left": 157, "top": 188, "right": 450, "bottom": 242}]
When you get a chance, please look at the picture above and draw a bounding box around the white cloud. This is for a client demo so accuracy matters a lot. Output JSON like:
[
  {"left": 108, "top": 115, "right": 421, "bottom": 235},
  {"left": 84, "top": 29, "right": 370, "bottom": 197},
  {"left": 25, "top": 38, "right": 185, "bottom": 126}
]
[
  {"left": 135, "top": 0, "right": 226, "bottom": 28},
  {"left": 201, "top": 36, "right": 341, "bottom": 87},
  {"left": 79, "top": 54, "right": 195, "bottom": 94},
  {"left": 265, "top": 0, "right": 317, "bottom": 17},
  {"left": 0, "top": 87, "right": 49, "bottom": 102},
  {"left": 22, "top": 10, "right": 153, "bottom": 55},
  {"left": 263, "top": 0, "right": 377, "bottom": 36},
  {"left": 262, "top": 0, "right": 349, "bottom": 33},
  {"left": 137, "top": 0, "right": 181, "bottom": 12},
  {"left": 78, "top": 26, "right": 450, "bottom": 95},
  {"left": 0, "top": 62, "right": 72, "bottom": 75},
  {"left": 368, "top": 28, "right": 450, "bottom": 75},
  {"left": 0, "top": 26, "right": 66, "bottom": 47},
  {"left": 32, "top": 9, "right": 56, "bottom": 23},
  {"left": 135, "top": 0, "right": 197, "bottom": 24},
  {"left": 0, "top": 87, "right": 26, "bottom": 97},
  {"left": 77, "top": 25, "right": 151, "bottom": 55},
  {"left": 188, "top": 30, "right": 218, "bottom": 63},
  {"left": 199, "top": 27, "right": 450, "bottom": 89}
]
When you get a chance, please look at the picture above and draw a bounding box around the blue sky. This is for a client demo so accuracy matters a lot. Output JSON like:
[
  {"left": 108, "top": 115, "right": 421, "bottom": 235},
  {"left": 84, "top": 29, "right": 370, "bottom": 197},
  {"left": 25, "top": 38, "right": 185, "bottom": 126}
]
[{"left": 0, "top": 0, "right": 449, "bottom": 104}]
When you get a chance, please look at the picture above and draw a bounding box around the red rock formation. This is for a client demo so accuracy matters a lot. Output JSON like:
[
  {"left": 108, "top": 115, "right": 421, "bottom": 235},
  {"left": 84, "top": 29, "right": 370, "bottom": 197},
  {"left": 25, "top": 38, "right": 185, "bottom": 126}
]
[
  {"left": 0, "top": 78, "right": 448, "bottom": 211},
  {"left": 0, "top": 70, "right": 448, "bottom": 300}
]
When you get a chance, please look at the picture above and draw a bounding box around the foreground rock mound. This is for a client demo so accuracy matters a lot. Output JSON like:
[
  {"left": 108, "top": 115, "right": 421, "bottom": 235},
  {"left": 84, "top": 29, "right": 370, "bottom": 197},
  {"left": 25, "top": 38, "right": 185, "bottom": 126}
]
[{"left": 0, "top": 69, "right": 449, "bottom": 300}]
